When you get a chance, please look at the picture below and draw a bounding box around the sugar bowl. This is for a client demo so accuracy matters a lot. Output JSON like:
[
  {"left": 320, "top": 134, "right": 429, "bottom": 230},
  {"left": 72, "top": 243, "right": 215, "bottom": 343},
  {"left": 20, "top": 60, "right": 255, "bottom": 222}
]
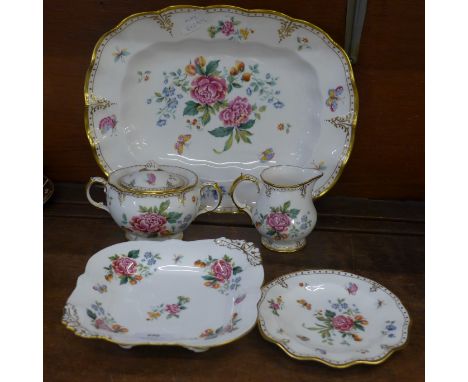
[{"left": 86, "top": 161, "right": 222, "bottom": 240}]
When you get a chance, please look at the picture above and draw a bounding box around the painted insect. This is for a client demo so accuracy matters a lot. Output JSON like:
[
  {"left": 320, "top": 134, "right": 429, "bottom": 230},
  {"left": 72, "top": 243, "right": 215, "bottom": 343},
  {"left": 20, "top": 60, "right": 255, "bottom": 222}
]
[
  {"left": 175, "top": 134, "right": 192, "bottom": 155},
  {"left": 326, "top": 86, "right": 344, "bottom": 112},
  {"left": 377, "top": 299, "right": 386, "bottom": 308},
  {"left": 112, "top": 47, "right": 130, "bottom": 63},
  {"left": 259, "top": 148, "right": 275, "bottom": 162},
  {"left": 138, "top": 70, "right": 151, "bottom": 82},
  {"left": 297, "top": 299, "right": 312, "bottom": 310}
]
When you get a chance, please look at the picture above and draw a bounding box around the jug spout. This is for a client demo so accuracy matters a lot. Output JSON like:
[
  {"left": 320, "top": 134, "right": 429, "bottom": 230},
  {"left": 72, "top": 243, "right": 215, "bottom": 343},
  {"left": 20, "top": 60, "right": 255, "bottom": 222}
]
[{"left": 260, "top": 165, "right": 323, "bottom": 197}]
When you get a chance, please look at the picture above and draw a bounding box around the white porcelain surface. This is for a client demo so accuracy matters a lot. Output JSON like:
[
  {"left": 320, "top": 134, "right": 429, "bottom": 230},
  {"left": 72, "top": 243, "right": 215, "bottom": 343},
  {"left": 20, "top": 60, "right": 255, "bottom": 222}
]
[
  {"left": 86, "top": 163, "right": 222, "bottom": 241},
  {"left": 231, "top": 165, "right": 322, "bottom": 252},
  {"left": 85, "top": 6, "right": 358, "bottom": 212},
  {"left": 62, "top": 238, "right": 264, "bottom": 351},
  {"left": 258, "top": 270, "right": 410, "bottom": 367}
]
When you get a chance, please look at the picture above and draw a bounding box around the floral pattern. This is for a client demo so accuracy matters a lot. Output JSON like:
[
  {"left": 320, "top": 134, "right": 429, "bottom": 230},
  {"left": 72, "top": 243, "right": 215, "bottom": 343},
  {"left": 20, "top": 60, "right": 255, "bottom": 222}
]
[
  {"left": 276, "top": 122, "right": 291, "bottom": 134},
  {"left": 98, "top": 115, "right": 117, "bottom": 135},
  {"left": 200, "top": 313, "right": 241, "bottom": 339},
  {"left": 254, "top": 201, "right": 314, "bottom": 240},
  {"left": 297, "top": 36, "right": 312, "bottom": 50},
  {"left": 87, "top": 301, "right": 128, "bottom": 333},
  {"left": 128, "top": 200, "right": 183, "bottom": 237},
  {"left": 92, "top": 284, "right": 107, "bottom": 294},
  {"left": 103, "top": 249, "right": 161, "bottom": 285},
  {"left": 148, "top": 56, "right": 283, "bottom": 153},
  {"left": 346, "top": 282, "right": 358, "bottom": 295},
  {"left": 208, "top": 17, "right": 254, "bottom": 41},
  {"left": 381, "top": 320, "right": 397, "bottom": 338},
  {"left": 303, "top": 298, "right": 368, "bottom": 345},
  {"left": 268, "top": 296, "right": 284, "bottom": 316},
  {"left": 194, "top": 255, "right": 243, "bottom": 294},
  {"left": 146, "top": 296, "right": 190, "bottom": 320}
]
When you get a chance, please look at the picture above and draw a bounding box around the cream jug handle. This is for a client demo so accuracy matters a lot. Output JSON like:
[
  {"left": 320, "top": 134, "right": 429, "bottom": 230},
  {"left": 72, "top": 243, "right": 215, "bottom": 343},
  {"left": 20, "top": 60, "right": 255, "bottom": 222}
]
[
  {"left": 86, "top": 177, "right": 110, "bottom": 212},
  {"left": 229, "top": 174, "right": 260, "bottom": 218},
  {"left": 197, "top": 182, "right": 223, "bottom": 216}
]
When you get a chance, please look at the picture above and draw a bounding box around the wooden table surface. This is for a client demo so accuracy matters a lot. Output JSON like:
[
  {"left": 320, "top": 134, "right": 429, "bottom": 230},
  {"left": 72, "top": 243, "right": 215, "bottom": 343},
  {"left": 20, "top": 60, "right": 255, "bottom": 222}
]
[{"left": 44, "top": 183, "right": 424, "bottom": 382}]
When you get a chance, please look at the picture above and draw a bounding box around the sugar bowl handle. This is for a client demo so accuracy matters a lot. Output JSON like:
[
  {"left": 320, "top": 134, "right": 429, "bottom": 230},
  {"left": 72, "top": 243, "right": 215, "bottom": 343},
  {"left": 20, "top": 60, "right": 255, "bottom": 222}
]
[
  {"left": 229, "top": 174, "right": 260, "bottom": 218},
  {"left": 86, "top": 177, "right": 110, "bottom": 212},
  {"left": 197, "top": 182, "right": 223, "bottom": 216}
]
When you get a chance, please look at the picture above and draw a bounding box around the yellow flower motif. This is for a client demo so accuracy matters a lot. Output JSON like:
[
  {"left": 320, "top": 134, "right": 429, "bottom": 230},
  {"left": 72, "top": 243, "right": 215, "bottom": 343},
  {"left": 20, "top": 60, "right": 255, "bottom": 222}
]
[
  {"left": 240, "top": 28, "right": 250, "bottom": 40},
  {"left": 146, "top": 311, "right": 161, "bottom": 320}
]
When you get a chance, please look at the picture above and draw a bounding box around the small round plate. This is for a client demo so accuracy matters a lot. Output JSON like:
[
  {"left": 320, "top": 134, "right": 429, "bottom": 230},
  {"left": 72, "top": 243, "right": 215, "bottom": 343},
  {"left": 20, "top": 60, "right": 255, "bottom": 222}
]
[{"left": 257, "top": 270, "right": 410, "bottom": 368}]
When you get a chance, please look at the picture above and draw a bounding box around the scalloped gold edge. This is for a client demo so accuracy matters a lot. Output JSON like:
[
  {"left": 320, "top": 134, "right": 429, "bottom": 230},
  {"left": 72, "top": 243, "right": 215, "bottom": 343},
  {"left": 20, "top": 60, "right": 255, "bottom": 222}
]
[
  {"left": 84, "top": 4, "right": 358, "bottom": 202},
  {"left": 256, "top": 269, "right": 411, "bottom": 368}
]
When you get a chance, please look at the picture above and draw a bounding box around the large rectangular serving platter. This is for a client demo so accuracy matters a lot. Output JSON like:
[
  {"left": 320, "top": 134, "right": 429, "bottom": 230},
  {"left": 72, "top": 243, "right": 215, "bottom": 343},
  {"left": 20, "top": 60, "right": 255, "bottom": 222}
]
[{"left": 85, "top": 5, "right": 358, "bottom": 212}]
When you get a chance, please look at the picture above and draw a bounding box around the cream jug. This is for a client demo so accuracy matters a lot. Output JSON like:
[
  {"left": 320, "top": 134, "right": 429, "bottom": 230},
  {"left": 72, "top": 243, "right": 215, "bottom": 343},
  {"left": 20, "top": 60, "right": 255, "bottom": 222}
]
[{"left": 230, "top": 165, "right": 323, "bottom": 252}]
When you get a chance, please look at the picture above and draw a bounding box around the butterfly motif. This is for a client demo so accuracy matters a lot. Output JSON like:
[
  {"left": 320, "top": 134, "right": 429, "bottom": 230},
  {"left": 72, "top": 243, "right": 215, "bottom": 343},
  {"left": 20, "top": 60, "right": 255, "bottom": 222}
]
[
  {"left": 259, "top": 148, "right": 275, "bottom": 162},
  {"left": 175, "top": 134, "right": 192, "bottom": 155},
  {"left": 173, "top": 254, "right": 184, "bottom": 264},
  {"left": 326, "top": 86, "right": 343, "bottom": 112},
  {"left": 112, "top": 47, "right": 130, "bottom": 63},
  {"left": 92, "top": 284, "right": 108, "bottom": 294},
  {"left": 297, "top": 299, "right": 312, "bottom": 310},
  {"left": 346, "top": 282, "right": 358, "bottom": 295},
  {"left": 137, "top": 70, "right": 151, "bottom": 82}
]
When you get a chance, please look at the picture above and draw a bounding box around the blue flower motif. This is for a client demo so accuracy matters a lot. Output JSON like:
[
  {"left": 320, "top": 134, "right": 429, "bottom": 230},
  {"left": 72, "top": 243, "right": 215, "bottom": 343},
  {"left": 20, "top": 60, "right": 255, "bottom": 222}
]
[
  {"left": 167, "top": 98, "right": 178, "bottom": 109},
  {"left": 163, "top": 78, "right": 168, "bottom": 84},
  {"left": 386, "top": 324, "right": 397, "bottom": 331},
  {"left": 177, "top": 93, "right": 183, "bottom": 99},
  {"left": 162, "top": 86, "right": 175, "bottom": 97},
  {"left": 341, "top": 303, "right": 348, "bottom": 309},
  {"left": 147, "top": 98, "right": 152, "bottom": 104},
  {"left": 275, "top": 90, "right": 280, "bottom": 95},
  {"left": 274, "top": 101, "right": 284, "bottom": 109},
  {"left": 301, "top": 215, "right": 308, "bottom": 222},
  {"left": 266, "top": 73, "right": 271, "bottom": 79},
  {"left": 156, "top": 119, "right": 167, "bottom": 127},
  {"left": 246, "top": 87, "right": 252, "bottom": 96},
  {"left": 147, "top": 258, "right": 156, "bottom": 265},
  {"left": 389, "top": 333, "right": 395, "bottom": 338},
  {"left": 300, "top": 224, "right": 308, "bottom": 230},
  {"left": 332, "top": 303, "right": 339, "bottom": 309}
]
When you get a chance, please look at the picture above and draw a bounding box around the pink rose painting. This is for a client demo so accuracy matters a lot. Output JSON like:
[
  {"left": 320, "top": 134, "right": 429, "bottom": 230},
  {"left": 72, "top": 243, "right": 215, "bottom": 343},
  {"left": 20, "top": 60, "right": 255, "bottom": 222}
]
[
  {"left": 197, "top": 255, "right": 243, "bottom": 293},
  {"left": 211, "top": 259, "right": 233, "bottom": 282},
  {"left": 219, "top": 96, "right": 252, "bottom": 127},
  {"left": 331, "top": 315, "right": 355, "bottom": 332},
  {"left": 266, "top": 212, "right": 291, "bottom": 233},
  {"left": 130, "top": 213, "right": 168, "bottom": 234},
  {"left": 221, "top": 20, "right": 235, "bottom": 36},
  {"left": 165, "top": 304, "right": 181, "bottom": 315},
  {"left": 112, "top": 257, "right": 138, "bottom": 277},
  {"left": 98, "top": 115, "right": 117, "bottom": 134},
  {"left": 190, "top": 76, "right": 227, "bottom": 105}
]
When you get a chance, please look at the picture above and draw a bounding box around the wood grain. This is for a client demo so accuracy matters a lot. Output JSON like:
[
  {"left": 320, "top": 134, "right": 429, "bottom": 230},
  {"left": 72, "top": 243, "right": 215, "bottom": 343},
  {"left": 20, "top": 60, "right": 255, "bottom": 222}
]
[{"left": 44, "top": 0, "right": 424, "bottom": 199}]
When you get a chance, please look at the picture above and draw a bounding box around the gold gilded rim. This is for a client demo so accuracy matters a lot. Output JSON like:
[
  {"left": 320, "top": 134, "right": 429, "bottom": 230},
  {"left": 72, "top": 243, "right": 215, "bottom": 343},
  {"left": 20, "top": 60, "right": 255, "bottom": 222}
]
[
  {"left": 260, "top": 165, "right": 323, "bottom": 190},
  {"left": 256, "top": 269, "right": 411, "bottom": 368},
  {"left": 261, "top": 238, "right": 306, "bottom": 253},
  {"left": 108, "top": 164, "right": 199, "bottom": 196},
  {"left": 84, "top": 4, "right": 358, "bottom": 201}
]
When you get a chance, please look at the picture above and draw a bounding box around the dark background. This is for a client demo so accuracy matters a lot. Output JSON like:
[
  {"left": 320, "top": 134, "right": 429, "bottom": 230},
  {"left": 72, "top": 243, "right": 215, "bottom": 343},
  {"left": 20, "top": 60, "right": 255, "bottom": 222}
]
[{"left": 44, "top": 0, "right": 424, "bottom": 199}]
